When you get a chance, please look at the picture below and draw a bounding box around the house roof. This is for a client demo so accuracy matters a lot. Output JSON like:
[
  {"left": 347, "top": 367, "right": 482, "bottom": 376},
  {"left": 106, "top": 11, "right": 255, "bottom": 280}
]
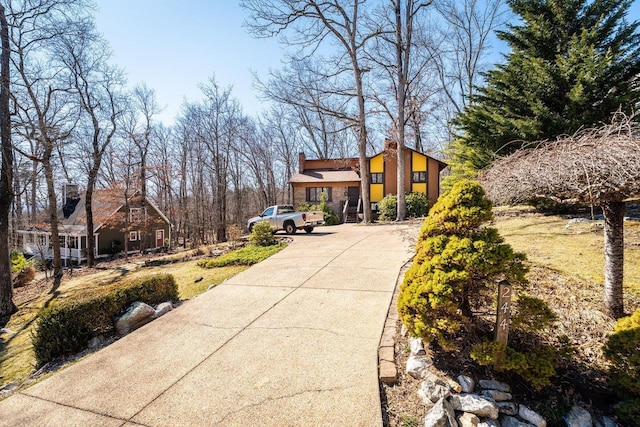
[{"left": 290, "top": 169, "right": 361, "bottom": 184}]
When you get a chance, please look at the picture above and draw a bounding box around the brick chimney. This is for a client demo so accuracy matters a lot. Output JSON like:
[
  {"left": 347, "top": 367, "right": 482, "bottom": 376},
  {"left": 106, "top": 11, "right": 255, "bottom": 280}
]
[{"left": 298, "top": 152, "right": 306, "bottom": 173}]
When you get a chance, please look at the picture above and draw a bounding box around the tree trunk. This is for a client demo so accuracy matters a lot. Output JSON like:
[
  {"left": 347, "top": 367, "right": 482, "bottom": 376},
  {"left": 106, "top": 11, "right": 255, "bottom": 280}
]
[
  {"left": 0, "top": 3, "right": 16, "bottom": 316},
  {"left": 85, "top": 172, "right": 97, "bottom": 267},
  {"left": 602, "top": 200, "right": 625, "bottom": 318},
  {"left": 43, "top": 154, "right": 62, "bottom": 277},
  {"left": 395, "top": 0, "right": 407, "bottom": 221}
]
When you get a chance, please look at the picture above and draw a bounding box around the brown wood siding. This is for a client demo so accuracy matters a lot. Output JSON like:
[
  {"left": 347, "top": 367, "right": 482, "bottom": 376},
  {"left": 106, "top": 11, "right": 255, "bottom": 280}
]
[{"left": 96, "top": 198, "right": 171, "bottom": 255}]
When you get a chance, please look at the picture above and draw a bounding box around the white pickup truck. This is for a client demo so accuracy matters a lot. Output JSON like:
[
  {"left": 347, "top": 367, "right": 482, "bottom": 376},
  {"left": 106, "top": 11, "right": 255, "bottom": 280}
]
[{"left": 247, "top": 205, "right": 325, "bottom": 234}]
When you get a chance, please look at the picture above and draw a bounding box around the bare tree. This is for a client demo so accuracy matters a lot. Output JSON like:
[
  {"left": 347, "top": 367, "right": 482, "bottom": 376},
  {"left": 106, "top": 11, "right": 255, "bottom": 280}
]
[
  {"left": 57, "top": 20, "right": 124, "bottom": 266},
  {"left": 0, "top": 3, "right": 17, "bottom": 316},
  {"left": 243, "top": 0, "right": 379, "bottom": 222},
  {"left": 8, "top": 0, "right": 89, "bottom": 279},
  {"left": 367, "top": 0, "right": 432, "bottom": 220},
  {"left": 481, "top": 114, "right": 640, "bottom": 319}
]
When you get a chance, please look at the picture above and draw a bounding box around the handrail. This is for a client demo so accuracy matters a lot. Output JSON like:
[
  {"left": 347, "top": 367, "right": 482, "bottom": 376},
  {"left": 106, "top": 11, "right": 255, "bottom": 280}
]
[
  {"left": 356, "top": 198, "right": 362, "bottom": 223},
  {"left": 343, "top": 198, "right": 349, "bottom": 215}
]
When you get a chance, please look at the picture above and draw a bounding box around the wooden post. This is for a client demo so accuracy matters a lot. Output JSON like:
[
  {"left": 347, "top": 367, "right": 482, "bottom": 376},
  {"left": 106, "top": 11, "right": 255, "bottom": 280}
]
[{"left": 494, "top": 280, "right": 513, "bottom": 369}]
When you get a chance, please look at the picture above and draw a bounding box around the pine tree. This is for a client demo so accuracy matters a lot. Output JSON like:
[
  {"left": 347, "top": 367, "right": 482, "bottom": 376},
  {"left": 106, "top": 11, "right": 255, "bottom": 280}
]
[{"left": 447, "top": 0, "right": 640, "bottom": 183}]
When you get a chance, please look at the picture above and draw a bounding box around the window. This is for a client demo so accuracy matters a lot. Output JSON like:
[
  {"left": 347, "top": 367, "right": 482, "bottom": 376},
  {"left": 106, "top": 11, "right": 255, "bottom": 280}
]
[
  {"left": 371, "top": 173, "right": 383, "bottom": 184},
  {"left": 129, "top": 231, "right": 139, "bottom": 241},
  {"left": 262, "top": 207, "right": 274, "bottom": 217},
  {"left": 129, "top": 207, "right": 144, "bottom": 223},
  {"left": 412, "top": 171, "right": 427, "bottom": 183},
  {"left": 306, "top": 187, "right": 332, "bottom": 202}
]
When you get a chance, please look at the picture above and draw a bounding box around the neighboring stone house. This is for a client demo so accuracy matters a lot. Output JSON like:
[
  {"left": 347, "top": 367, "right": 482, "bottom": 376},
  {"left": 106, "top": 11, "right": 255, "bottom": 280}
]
[
  {"left": 290, "top": 140, "right": 448, "bottom": 221},
  {"left": 17, "top": 185, "right": 172, "bottom": 264}
]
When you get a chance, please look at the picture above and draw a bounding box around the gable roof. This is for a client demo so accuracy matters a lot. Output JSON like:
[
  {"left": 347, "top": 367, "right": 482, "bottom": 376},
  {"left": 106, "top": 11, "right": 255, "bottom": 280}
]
[
  {"left": 58, "top": 189, "right": 171, "bottom": 234},
  {"left": 289, "top": 169, "right": 361, "bottom": 184}
]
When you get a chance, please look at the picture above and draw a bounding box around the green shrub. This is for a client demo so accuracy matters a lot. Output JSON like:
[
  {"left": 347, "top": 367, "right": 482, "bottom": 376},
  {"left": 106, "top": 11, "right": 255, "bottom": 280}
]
[
  {"left": 405, "top": 192, "right": 429, "bottom": 218},
  {"left": 197, "top": 243, "right": 286, "bottom": 268},
  {"left": 10, "top": 250, "right": 30, "bottom": 274},
  {"left": 298, "top": 192, "right": 340, "bottom": 225},
  {"left": 470, "top": 341, "right": 558, "bottom": 391},
  {"left": 31, "top": 274, "right": 178, "bottom": 366},
  {"left": 250, "top": 221, "right": 277, "bottom": 246},
  {"left": 10, "top": 250, "right": 36, "bottom": 288},
  {"left": 604, "top": 309, "right": 640, "bottom": 398},
  {"left": 378, "top": 194, "right": 398, "bottom": 221},
  {"left": 398, "top": 180, "right": 527, "bottom": 348},
  {"left": 616, "top": 399, "right": 640, "bottom": 427}
]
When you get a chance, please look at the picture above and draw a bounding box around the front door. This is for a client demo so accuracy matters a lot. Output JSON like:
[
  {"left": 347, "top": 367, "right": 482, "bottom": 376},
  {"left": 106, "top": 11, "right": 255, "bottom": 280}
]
[
  {"left": 347, "top": 186, "right": 360, "bottom": 207},
  {"left": 155, "top": 229, "right": 165, "bottom": 248}
]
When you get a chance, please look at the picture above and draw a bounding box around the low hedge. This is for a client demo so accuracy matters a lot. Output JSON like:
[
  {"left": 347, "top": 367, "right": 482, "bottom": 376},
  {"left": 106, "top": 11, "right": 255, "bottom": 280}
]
[{"left": 32, "top": 274, "right": 178, "bottom": 366}]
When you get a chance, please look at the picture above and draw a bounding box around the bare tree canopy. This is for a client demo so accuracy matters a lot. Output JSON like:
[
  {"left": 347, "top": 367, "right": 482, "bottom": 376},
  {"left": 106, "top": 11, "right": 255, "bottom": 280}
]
[
  {"left": 481, "top": 114, "right": 640, "bottom": 206},
  {"left": 480, "top": 114, "right": 640, "bottom": 319}
]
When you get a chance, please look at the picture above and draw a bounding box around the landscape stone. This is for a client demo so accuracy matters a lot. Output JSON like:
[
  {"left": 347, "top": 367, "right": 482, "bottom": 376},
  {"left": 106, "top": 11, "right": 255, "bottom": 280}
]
[
  {"left": 87, "top": 335, "right": 105, "bottom": 349},
  {"left": 401, "top": 324, "right": 408, "bottom": 336},
  {"left": 478, "top": 420, "right": 500, "bottom": 427},
  {"left": 450, "top": 394, "right": 499, "bottom": 419},
  {"left": 406, "top": 355, "right": 431, "bottom": 379},
  {"left": 445, "top": 376, "right": 463, "bottom": 393},
  {"left": 409, "top": 336, "right": 426, "bottom": 355},
  {"left": 418, "top": 377, "right": 451, "bottom": 404},
  {"left": 154, "top": 301, "right": 174, "bottom": 317},
  {"left": 563, "top": 406, "right": 592, "bottom": 427},
  {"left": 496, "top": 401, "right": 518, "bottom": 416},
  {"left": 481, "top": 389, "right": 512, "bottom": 401},
  {"left": 379, "top": 359, "right": 397, "bottom": 384},
  {"left": 115, "top": 301, "right": 156, "bottom": 335},
  {"left": 478, "top": 379, "right": 511, "bottom": 392},
  {"left": 457, "top": 375, "right": 475, "bottom": 393},
  {"left": 423, "top": 398, "right": 458, "bottom": 427},
  {"left": 518, "top": 405, "right": 546, "bottom": 427},
  {"left": 457, "top": 412, "right": 480, "bottom": 427},
  {"left": 502, "top": 415, "right": 535, "bottom": 427}
]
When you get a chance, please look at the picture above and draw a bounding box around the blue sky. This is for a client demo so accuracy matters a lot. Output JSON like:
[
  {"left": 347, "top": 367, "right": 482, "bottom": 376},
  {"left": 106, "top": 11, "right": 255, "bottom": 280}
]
[
  {"left": 95, "top": 1, "right": 284, "bottom": 124},
  {"left": 95, "top": 1, "right": 640, "bottom": 126}
]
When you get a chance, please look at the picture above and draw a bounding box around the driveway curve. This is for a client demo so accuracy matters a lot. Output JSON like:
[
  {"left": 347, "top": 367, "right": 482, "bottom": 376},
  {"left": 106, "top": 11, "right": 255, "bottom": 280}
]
[{"left": 0, "top": 223, "right": 415, "bottom": 427}]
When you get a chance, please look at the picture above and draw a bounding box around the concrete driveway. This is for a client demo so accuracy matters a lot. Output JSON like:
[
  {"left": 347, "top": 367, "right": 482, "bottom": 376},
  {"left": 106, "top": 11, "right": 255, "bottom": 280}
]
[{"left": 0, "top": 223, "right": 415, "bottom": 426}]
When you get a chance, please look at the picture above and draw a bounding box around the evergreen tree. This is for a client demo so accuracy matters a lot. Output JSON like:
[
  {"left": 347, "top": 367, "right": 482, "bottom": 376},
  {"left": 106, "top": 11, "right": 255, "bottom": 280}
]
[{"left": 447, "top": 0, "right": 640, "bottom": 183}]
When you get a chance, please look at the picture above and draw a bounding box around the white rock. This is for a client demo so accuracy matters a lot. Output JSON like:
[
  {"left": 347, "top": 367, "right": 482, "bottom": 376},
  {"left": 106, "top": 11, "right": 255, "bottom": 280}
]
[
  {"left": 406, "top": 355, "right": 431, "bottom": 379},
  {"left": 116, "top": 301, "right": 156, "bottom": 335},
  {"left": 457, "top": 412, "right": 479, "bottom": 427},
  {"left": 401, "top": 324, "right": 408, "bottom": 336},
  {"left": 457, "top": 375, "right": 475, "bottom": 393},
  {"left": 563, "top": 406, "right": 592, "bottom": 427},
  {"left": 418, "top": 378, "right": 451, "bottom": 405},
  {"left": 409, "top": 336, "right": 426, "bottom": 355},
  {"left": 502, "top": 416, "right": 535, "bottom": 427},
  {"left": 450, "top": 394, "right": 499, "bottom": 420},
  {"left": 154, "top": 301, "right": 174, "bottom": 317},
  {"left": 423, "top": 398, "right": 458, "bottom": 427},
  {"left": 478, "top": 379, "right": 511, "bottom": 392},
  {"left": 519, "top": 405, "right": 546, "bottom": 427},
  {"left": 481, "top": 389, "right": 512, "bottom": 401},
  {"left": 478, "top": 420, "right": 500, "bottom": 427}
]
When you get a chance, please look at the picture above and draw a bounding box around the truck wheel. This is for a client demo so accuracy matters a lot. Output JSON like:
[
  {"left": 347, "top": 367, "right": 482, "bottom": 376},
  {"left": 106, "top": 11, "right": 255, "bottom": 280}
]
[
  {"left": 284, "top": 221, "right": 297, "bottom": 235},
  {"left": 304, "top": 226, "right": 314, "bottom": 234},
  {"left": 248, "top": 223, "right": 254, "bottom": 233}
]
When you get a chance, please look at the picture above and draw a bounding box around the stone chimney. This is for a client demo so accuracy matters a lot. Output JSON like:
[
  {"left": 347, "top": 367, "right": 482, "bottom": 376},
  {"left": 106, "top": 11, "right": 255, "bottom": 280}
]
[
  {"left": 298, "top": 152, "right": 306, "bottom": 174},
  {"left": 62, "top": 183, "right": 80, "bottom": 219}
]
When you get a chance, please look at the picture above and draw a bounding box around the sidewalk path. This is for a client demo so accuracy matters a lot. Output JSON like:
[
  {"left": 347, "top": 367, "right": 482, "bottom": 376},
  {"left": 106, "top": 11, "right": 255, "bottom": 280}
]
[{"left": 0, "top": 223, "right": 415, "bottom": 426}]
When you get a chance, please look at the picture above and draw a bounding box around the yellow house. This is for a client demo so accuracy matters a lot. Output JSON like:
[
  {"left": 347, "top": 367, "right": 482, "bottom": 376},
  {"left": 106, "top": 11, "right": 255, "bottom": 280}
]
[{"left": 290, "top": 140, "right": 447, "bottom": 221}]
